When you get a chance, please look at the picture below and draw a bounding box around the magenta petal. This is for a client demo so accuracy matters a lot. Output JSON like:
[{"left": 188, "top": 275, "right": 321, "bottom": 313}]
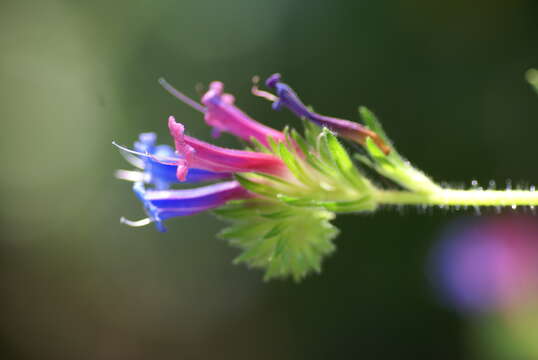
[
  {"left": 168, "top": 116, "right": 288, "bottom": 181},
  {"left": 201, "top": 81, "right": 285, "bottom": 147}
]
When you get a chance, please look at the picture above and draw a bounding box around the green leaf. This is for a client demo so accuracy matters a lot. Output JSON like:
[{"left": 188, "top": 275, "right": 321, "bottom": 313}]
[
  {"left": 276, "top": 194, "right": 320, "bottom": 207},
  {"left": 353, "top": 154, "right": 375, "bottom": 169},
  {"left": 290, "top": 128, "right": 309, "bottom": 155},
  {"left": 248, "top": 136, "right": 272, "bottom": 154},
  {"left": 317, "top": 129, "right": 335, "bottom": 165},
  {"left": 278, "top": 142, "right": 314, "bottom": 186},
  {"left": 263, "top": 222, "right": 286, "bottom": 239},
  {"left": 318, "top": 196, "right": 375, "bottom": 212},
  {"left": 302, "top": 118, "right": 322, "bottom": 146},
  {"left": 359, "top": 106, "right": 391, "bottom": 146},
  {"left": 259, "top": 209, "right": 295, "bottom": 219},
  {"left": 218, "top": 201, "right": 338, "bottom": 281},
  {"left": 235, "top": 174, "right": 278, "bottom": 197},
  {"left": 365, "top": 137, "right": 392, "bottom": 167},
  {"left": 251, "top": 172, "right": 295, "bottom": 187},
  {"left": 325, "top": 131, "right": 370, "bottom": 190},
  {"left": 267, "top": 136, "right": 280, "bottom": 154}
]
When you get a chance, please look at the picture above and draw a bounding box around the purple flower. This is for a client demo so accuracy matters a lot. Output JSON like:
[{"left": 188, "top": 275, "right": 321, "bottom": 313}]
[
  {"left": 115, "top": 132, "right": 231, "bottom": 189},
  {"left": 159, "top": 78, "right": 285, "bottom": 147},
  {"left": 430, "top": 216, "right": 538, "bottom": 313},
  {"left": 168, "top": 116, "right": 289, "bottom": 181},
  {"left": 265, "top": 73, "right": 390, "bottom": 154},
  {"left": 123, "top": 180, "right": 252, "bottom": 232}
]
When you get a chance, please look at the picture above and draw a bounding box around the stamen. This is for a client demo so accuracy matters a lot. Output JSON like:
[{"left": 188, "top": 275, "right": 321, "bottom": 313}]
[
  {"left": 119, "top": 151, "right": 145, "bottom": 169},
  {"left": 120, "top": 217, "right": 153, "bottom": 227},
  {"left": 251, "top": 75, "right": 278, "bottom": 102},
  {"left": 112, "top": 141, "right": 178, "bottom": 165},
  {"left": 158, "top": 77, "right": 207, "bottom": 113}
]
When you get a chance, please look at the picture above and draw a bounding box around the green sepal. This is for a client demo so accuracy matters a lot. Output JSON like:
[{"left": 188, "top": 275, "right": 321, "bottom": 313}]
[
  {"left": 359, "top": 106, "right": 392, "bottom": 148},
  {"left": 290, "top": 128, "right": 309, "bottom": 155},
  {"left": 277, "top": 142, "right": 313, "bottom": 186},
  {"left": 325, "top": 131, "right": 371, "bottom": 191},
  {"left": 248, "top": 136, "right": 272, "bottom": 154},
  {"left": 234, "top": 173, "right": 279, "bottom": 197},
  {"left": 365, "top": 137, "right": 393, "bottom": 167}
]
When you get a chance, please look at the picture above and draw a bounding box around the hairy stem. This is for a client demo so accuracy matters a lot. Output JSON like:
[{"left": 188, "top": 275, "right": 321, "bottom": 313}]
[{"left": 375, "top": 189, "right": 538, "bottom": 207}]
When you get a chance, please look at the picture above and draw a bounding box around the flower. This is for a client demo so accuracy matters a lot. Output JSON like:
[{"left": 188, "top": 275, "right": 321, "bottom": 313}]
[
  {"left": 159, "top": 78, "right": 285, "bottom": 147},
  {"left": 115, "top": 132, "right": 231, "bottom": 189},
  {"left": 264, "top": 73, "right": 390, "bottom": 154},
  {"left": 123, "top": 180, "right": 252, "bottom": 232},
  {"left": 168, "top": 116, "right": 289, "bottom": 181},
  {"left": 430, "top": 216, "right": 538, "bottom": 313},
  {"left": 201, "top": 81, "right": 286, "bottom": 146}
]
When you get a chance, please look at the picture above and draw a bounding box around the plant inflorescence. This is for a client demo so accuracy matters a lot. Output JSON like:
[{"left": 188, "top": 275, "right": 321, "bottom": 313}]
[{"left": 114, "top": 71, "right": 538, "bottom": 281}]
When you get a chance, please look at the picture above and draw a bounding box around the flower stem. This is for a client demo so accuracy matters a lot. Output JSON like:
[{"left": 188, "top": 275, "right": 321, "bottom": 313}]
[{"left": 375, "top": 189, "right": 538, "bottom": 207}]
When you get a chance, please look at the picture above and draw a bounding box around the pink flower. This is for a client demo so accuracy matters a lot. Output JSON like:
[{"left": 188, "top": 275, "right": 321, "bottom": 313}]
[
  {"left": 168, "top": 116, "right": 288, "bottom": 181},
  {"left": 159, "top": 78, "right": 285, "bottom": 147},
  {"left": 201, "top": 81, "right": 286, "bottom": 146}
]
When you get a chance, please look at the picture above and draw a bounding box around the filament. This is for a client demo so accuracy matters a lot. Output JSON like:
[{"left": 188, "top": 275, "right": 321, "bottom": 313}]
[
  {"left": 251, "top": 75, "right": 278, "bottom": 102},
  {"left": 119, "top": 151, "right": 145, "bottom": 169},
  {"left": 158, "top": 77, "right": 207, "bottom": 113},
  {"left": 112, "top": 141, "right": 179, "bottom": 165}
]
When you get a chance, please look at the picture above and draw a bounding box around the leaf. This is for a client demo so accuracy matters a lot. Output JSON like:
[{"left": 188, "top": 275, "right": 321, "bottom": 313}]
[
  {"left": 278, "top": 142, "right": 314, "bottom": 187},
  {"left": 234, "top": 174, "right": 279, "bottom": 197},
  {"left": 251, "top": 172, "right": 295, "bottom": 187},
  {"left": 325, "top": 131, "right": 370, "bottom": 190},
  {"left": 317, "top": 129, "right": 335, "bottom": 165},
  {"left": 359, "top": 106, "right": 392, "bottom": 146},
  {"left": 302, "top": 118, "right": 322, "bottom": 146},
  {"left": 290, "top": 128, "right": 309, "bottom": 155},
  {"left": 263, "top": 222, "right": 286, "bottom": 239},
  {"left": 276, "top": 194, "right": 320, "bottom": 207},
  {"left": 267, "top": 136, "right": 280, "bottom": 154},
  {"left": 353, "top": 154, "right": 375, "bottom": 169},
  {"left": 259, "top": 209, "right": 294, "bottom": 219},
  {"left": 249, "top": 136, "right": 272, "bottom": 154},
  {"left": 318, "top": 196, "right": 375, "bottom": 212},
  {"left": 365, "top": 137, "right": 392, "bottom": 167},
  {"left": 217, "top": 201, "right": 338, "bottom": 281}
]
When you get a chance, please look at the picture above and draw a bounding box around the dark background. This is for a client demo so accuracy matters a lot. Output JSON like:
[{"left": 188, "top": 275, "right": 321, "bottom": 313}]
[{"left": 1, "top": 0, "right": 538, "bottom": 359}]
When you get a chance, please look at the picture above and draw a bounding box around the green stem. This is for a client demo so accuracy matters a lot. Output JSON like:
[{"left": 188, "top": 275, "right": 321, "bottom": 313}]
[{"left": 375, "top": 189, "right": 538, "bottom": 207}]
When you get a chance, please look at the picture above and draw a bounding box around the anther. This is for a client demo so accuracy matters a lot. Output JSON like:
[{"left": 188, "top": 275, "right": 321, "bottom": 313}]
[{"left": 120, "top": 217, "right": 152, "bottom": 227}]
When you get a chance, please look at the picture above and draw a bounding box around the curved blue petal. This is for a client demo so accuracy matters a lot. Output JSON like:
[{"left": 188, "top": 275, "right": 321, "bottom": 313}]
[{"left": 131, "top": 181, "right": 250, "bottom": 232}]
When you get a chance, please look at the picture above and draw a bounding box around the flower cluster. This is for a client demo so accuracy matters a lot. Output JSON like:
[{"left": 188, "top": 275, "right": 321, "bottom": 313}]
[
  {"left": 115, "top": 71, "right": 538, "bottom": 280},
  {"left": 116, "top": 74, "right": 392, "bottom": 280}
]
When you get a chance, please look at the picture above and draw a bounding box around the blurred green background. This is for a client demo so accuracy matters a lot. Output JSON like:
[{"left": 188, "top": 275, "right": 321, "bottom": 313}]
[{"left": 1, "top": 0, "right": 538, "bottom": 359}]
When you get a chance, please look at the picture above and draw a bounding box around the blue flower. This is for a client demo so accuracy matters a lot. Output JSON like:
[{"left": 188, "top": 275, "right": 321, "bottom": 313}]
[
  {"left": 116, "top": 132, "right": 231, "bottom": 189},
  {"left": 123, "top": 181, "right": 251, "bottom": 232}
]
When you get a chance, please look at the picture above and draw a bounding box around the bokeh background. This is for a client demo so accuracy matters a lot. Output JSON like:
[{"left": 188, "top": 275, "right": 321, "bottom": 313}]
[{"left": 2, "top": 0, "right": 538, "bottom": 359}]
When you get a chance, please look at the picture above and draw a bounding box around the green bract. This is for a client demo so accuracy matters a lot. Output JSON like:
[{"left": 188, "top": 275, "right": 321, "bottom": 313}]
[{"left": 216, "top": 199, "right": 338, "bottom": 281}]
